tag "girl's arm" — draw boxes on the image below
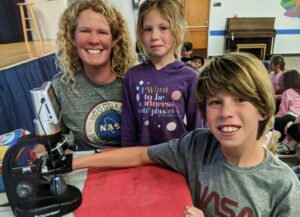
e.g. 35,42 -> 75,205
276,89 -> 291,117
186,75 -> 203,130
121,76 -> 140,146
73,147 -> 154,170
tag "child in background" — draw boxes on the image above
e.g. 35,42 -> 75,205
181,41 -> 193,59
72,52 -> 300,216
275,70 -> 300,157
121,0 -> 203,146
191,55 -> 204,72
289,115 -> 300,180
262,60 -> 270,71
269,55 -> 285,95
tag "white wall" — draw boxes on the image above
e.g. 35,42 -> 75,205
32,0 -> 137,46
32,0 -> 300,55
32,0 -> 68,40
208,0 -> 300,56
107,0 -> 138,48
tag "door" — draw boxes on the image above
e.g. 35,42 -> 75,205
184,0 -> 210,57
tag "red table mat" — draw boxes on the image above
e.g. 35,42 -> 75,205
75,165 -> 192,217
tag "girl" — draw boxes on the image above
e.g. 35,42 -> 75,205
52,0 -> 136,150
269,54 -> 285,95
121,0 -> 203,147
71,52 -> 300,216
275,70 -> 300,156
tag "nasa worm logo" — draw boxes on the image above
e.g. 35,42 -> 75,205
85,101 -> 122,143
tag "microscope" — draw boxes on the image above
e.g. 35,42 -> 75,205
3,81 -> 82,217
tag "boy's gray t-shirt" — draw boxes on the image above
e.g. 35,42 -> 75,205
148,129 -> 300,217
52,72 -> 122,150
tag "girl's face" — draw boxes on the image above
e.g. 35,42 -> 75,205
270,62 -> 281,72
206,92 -> 265,153
74,9 -> 113,71
141,9 -> 175,65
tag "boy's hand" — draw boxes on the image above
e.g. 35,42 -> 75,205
184,205 -> 205,217
47,153 -> 73,174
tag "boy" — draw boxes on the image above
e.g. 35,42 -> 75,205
69,52 -> 300,216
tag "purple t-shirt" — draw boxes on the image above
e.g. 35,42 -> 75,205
121,60 -> 203,146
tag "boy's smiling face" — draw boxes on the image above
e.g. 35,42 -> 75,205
206,92 -> 265,152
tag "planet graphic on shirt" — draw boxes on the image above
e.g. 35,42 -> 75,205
171,90 -> 182,101
281,0 -> 300,18
166,122 -> 177,131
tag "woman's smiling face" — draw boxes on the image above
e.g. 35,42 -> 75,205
74,9 -> 113,71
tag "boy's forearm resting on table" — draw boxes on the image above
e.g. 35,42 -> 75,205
72,147 -> 154,170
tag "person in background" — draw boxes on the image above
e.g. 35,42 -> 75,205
288,116 -> 300,180
191,55 -> 204,72
262,60 -> 270,71
269,55 -> 285,113
275,70 -> 300,157
274,70 -> 300,157
52,0 -> 136,150
278,114 -> 300,179
269,54 -> 285,94
69,52 -> 300,216
121,0 -> 203,147
181,41 -> 193,59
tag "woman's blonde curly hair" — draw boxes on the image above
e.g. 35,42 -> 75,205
56,0 -> 136,86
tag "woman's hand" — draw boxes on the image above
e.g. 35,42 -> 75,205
184,205 -> 205,217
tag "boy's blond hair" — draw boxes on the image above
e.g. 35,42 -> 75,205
136,0 -> 186,60
197,52 -> 275,141
56,0 -> 136,86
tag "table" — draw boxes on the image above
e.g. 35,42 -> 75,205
0,167 -> 87,217
0,152 -> 192,217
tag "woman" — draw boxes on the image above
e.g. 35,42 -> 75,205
52,0 -> 136,150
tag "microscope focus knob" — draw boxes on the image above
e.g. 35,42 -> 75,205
50,175 -> 67,196
16,181 -> 33,199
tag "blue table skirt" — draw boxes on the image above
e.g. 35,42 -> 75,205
0,53 -> 59,134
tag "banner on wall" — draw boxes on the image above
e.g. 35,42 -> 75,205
281,0 -> 300,18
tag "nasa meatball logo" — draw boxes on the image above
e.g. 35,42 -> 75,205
85,101 -> 122,143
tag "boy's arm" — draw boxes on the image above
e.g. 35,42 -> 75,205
73,147 -> 154,170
